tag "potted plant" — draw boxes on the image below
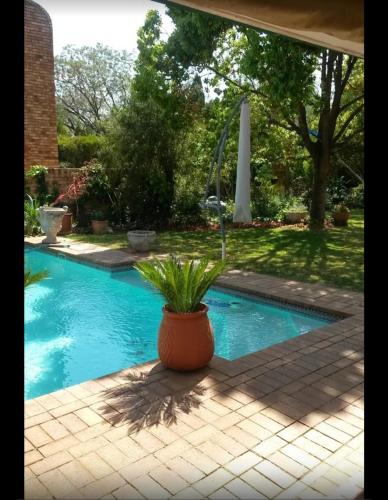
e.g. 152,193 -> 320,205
135,256 -> 225,371
90,209 -> 109,234
332,203 -> 350,226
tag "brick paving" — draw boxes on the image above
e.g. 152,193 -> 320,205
25,240 -> 363,499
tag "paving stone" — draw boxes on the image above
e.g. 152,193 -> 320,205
180,447 -> 219,475
78,452 -> 115,479
225,451 -> 262,475
241,469 -> 282,498
25,477 -> 52,499
80,472 -> 126,499
119,455 -> 161,482
112,483 -> 145,499
30,451 -> 73,475
193,468 -> 235,496
254,460 -> 296,488
225,478 -> 266,499
131,475 -> 171,499
150,465 -> 189,494
59,459 -> 95,488
25,426 -> 53,448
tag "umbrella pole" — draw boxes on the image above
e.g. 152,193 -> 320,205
202,95 -> 248,261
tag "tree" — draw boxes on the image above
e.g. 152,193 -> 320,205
165,8 -> 364,228
55,44 -> 133,134
104,97 -> 178,228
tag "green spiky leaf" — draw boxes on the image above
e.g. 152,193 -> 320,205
135,255 -> 225,313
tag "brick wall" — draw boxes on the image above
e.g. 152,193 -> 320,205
24,0 -> 59,170
25,168 -> 80,197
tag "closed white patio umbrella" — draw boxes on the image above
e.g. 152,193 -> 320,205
233,97 -> 252,223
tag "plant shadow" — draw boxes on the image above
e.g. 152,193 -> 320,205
99,363 -> 210,434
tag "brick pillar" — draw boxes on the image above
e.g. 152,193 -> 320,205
24,0 -> 59,171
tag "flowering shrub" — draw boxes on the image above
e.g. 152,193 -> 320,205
51,171 -> 89,206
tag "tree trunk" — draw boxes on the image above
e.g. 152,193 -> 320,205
310,152 -> 330,228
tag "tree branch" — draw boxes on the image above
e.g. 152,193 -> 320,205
339,94 -> 364,114
203,64 -> 269,100
298,104 -> 317,157
341,56 -> 357,93
333,127 -> 364,150
333,104 -> 364,144
268,116 -> 300,133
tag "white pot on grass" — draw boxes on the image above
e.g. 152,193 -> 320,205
127,230 -> 156,252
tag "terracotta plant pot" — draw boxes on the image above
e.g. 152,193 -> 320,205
91,220 -> 108,234
332,210 -> 350,226
158,303 -> 214,371
59,212 -> 73,235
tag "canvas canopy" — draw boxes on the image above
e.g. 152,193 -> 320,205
163,0 -> 364,57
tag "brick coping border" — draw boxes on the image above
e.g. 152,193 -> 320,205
25,236 -> 364,499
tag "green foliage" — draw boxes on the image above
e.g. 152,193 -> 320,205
169,191 -> 207,228
26,166 -> 49,206
58,135 -> 105,168
326,176 -> 350,208
251,179 -> 289,220
103,97 -> 177,228
135,255 -> 225,313
24,269 -> 48,288
164,7 -> 363,227
333,203 -> 350,214
90,209 -> 108,221
26,165 -> 48,178
24,199 -> 41,235
346,184 -> 364,208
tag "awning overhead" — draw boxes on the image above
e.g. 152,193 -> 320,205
164,0 -> 364,58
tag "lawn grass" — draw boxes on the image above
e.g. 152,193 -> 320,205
68,210 -> 364,292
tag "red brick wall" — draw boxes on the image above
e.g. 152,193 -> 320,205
25,168 -> 81,197
24,0 -> 59,170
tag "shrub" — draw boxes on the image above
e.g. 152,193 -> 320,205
25,165 -> 49,206
326,175 -> 350,209
346,184 -> 364,208
24,199 -> 41,235
251,179 -> 289,220
333,203 -> 350,214
169,192 -> 207,228
58,135 -> 105,168
104,98 -> 177,229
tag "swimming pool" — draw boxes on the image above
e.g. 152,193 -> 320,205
25,247 -> 335,400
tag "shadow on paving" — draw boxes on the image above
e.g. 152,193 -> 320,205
99,364 -> 210,434
97,329 -> 363,438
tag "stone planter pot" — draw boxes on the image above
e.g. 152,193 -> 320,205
158,303 -> 214,371
59,212 -> 73,235
91,220 -> 109,234
39,206 -> 68,244
285,211 -> 308,223
127,230 -> 156,252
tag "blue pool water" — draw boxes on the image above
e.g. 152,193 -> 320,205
25,248 -> 334,399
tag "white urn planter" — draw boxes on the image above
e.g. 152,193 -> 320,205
39,206 -> 68,244
127,230 -> 156,252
